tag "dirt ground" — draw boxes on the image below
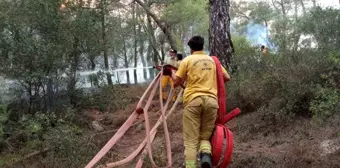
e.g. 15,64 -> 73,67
87,97 -> 340,168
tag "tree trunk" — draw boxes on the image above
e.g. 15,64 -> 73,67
133,3 -> 138,84
160,40 -> 165,62
300,0 -> 306,15
118,9 -> 130,84
123,37 -> 130,84
292,0 -> 301,57
89,54 -> 96,70
209,0 -> 233,67
68,37 -> 80,107
112,47 -> 118,68
46,77 -> 53,113
280,0 -> 288,52
279,0 -> 286,16
100,0 -> 113,85
146,42 -> 154,80
147,15 -> 159,65
138,23 -> 147,81
311,0 -> 316,7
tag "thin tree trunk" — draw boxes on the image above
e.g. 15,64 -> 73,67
147,15 -> 159,65
123,39 -> 130,84
146,42 -> 153,80
89,54 -> 96,70
68,37 -> 80,107
118,9 -> 130,84
138,23 -> 147,81
100,0 -> 113,85
160,40 -> 165,62
292,0 -> 301,57
112,47 -> 118,68
279,0 -> 286,16
209,0 -> 233,67
133,3 -> 138,84
311,0 -> 316,7
300,0 -> 306,15
46,77 -> 53,112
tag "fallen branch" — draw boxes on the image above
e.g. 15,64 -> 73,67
8,148 -> 51,166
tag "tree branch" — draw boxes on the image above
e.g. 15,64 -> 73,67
134,0 -> 177,50
8,148 -> 51,166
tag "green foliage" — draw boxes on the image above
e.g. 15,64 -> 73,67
79,85 -> 128,112
310,86 -> 340,124
248,1 -> 275,23
231,36 -> 257,57
228,36 -> 335,121
301,7 -> 340,51
0,106 -> 96,167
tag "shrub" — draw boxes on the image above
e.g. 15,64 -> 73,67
227,37 -> 334,122
78,85 -> 128,112
310,86 -> 340,124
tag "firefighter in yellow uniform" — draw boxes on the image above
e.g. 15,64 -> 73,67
169,36 -> 230,168
161,49 -> 178,102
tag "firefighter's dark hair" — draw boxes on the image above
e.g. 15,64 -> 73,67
188,36 -> 204,51
177,53 -> 183,60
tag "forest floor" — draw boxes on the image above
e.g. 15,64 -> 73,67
83,85 -> 340,168
4,85 -> 339,168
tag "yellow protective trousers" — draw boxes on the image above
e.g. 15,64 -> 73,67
161,76 -> 177,101
183,95 -> 218,168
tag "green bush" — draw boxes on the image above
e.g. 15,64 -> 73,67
0,106 -> 97,167
227,37 -> 335,122
78,85 -> 128,112
310,86 -> 340,123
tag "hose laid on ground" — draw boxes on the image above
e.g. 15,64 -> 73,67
85,67 -> 182,168
86,58 -> 240,168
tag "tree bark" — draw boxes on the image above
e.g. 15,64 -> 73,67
146,42 -> 154,80
123,36 -> 130,84
118,9 -> 130,84
100,0 -> 113,85
89,53 -> 96,70
138,23 -> 147,81
133,3 -> 138,84
46,77 -> 53,112
134,0 -> 177,50
279,0 -> 286,16
300,0 -> 306,15
209,0 -> 233,67
147,15 -> 159,65
68,37 -> 81,107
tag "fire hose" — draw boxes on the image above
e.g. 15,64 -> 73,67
211,56 -> 241,168
85,60 -> 240,168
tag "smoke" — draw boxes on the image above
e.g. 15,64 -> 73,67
245,21 -> 277,52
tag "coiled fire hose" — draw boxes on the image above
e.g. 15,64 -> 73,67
210,56 -> 241,168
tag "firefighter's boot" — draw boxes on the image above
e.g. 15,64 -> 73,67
200,153 -> 212,168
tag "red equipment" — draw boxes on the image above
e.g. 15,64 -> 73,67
210,56 -> 241,168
